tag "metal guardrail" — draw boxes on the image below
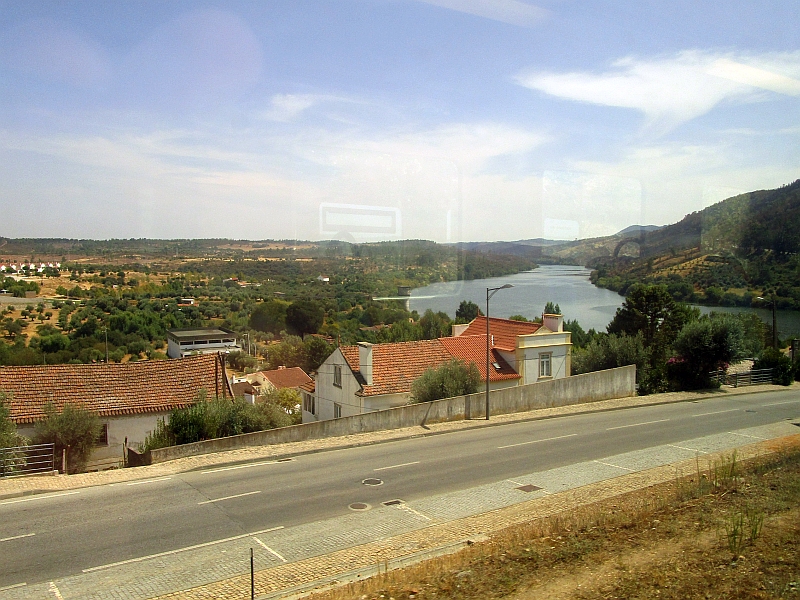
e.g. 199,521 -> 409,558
709,368 -> 774,388
0,443 -> 55,478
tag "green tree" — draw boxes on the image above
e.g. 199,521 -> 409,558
303,336 -> 334,371
419,309 -> 451,340
35,403 -> 102,474
753,348 -> 793,386
455,300 -> 481,323
1,393 -> 26,449
607,284 -> 689,347
286,300 -> 324,336
262,387 -> 302,424
410,359 -> 481,403
249,300 -> 289,334
544,302 -> 561,315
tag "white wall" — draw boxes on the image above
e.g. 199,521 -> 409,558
310,348 -> 364,422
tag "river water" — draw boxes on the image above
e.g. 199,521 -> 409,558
409,264 -> 800,338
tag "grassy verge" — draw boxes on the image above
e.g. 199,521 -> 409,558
308,440 -> 800,600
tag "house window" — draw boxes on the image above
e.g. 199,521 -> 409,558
95,423 -> 109,446
333,365 -> 342,388
303,393 -> 315,415
540,353 -> 552,378
334,403 -> 342,419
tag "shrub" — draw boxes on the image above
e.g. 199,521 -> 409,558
754,348 -> 793,386
411,359 -> 481,403
35,403 -> 102,473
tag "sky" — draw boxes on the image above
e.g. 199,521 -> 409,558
0,1 -> 798,243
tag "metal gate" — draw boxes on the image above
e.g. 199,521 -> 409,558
0,443 -> 55,478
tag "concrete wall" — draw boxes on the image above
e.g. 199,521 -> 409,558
150,365 -> 635,465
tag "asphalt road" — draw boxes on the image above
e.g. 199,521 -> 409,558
1,388 -> 798,589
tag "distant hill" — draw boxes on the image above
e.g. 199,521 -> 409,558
616,225 -> 661,237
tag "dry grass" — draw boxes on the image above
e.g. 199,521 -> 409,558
307,443 -> 800,600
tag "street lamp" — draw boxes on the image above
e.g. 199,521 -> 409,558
486,284 -> 513,420
757,294 -> 778,348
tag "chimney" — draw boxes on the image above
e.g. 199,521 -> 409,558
451,323 -> 469,337
543,313 -> 564,332
357,342 -> 373,385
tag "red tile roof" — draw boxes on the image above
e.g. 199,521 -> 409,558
298,379 -> 315,394
261,367 -> 312,389
341,340 -> 453,397
459,316 -> 541,351
439,334 -> 520,382
1,354 -> 230,425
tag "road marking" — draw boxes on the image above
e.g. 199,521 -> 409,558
126,477 -> 172,486
497,433 -> 578,449
762,400 -> 797,407
201,459 -> 290,474
692,409 -> 739,417
49,582 -> 64,600
396,504 -> 432,521
82,525 -> 284,573
198,491 -> 261,505
0,583 -> 26,591
253,537 -> 287,562
729,431 -> 766,440
507,479 -> 526,486
606,419 -> 670,431
668,444 -> 707,454
594,460 -> 636,472
374,461 -> 420,472
0,532 -> 35,542
0,491 -> 80,506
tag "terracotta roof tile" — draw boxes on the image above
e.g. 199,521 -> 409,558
261,367 -> 312,389
439,334 -> 520,382
1,354 -> 229,425
459,316 -> 541,351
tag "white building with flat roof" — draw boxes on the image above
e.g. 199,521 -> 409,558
166,327 -> 240,359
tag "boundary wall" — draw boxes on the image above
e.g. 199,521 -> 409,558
149,365 -> 636,464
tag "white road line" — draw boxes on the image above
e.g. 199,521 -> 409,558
668,444 -> 707,454
729,431 -> 766,440
201,459 -> 288,474
82,525 -> 284,573
374,461 -> 420,472
397,504 -> 432,521
762,400 -> 798,407
253,537 -> 287,562
198,491 -> 261,505
692,409 -> 739,417
0,582 -> 27,592
606,419 -> 670,431
594,460 -> 636,472
497,433 -> 578,449
49,582 -> 64,600
507,479 -> 526,486
0,491 -> 80,506
126,477 -> 172,486
0,532 -> 35,542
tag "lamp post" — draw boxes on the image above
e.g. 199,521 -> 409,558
757,294 -> 778,348
486,284 -> 513,420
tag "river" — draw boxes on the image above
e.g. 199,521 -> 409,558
409,265 -> 800,338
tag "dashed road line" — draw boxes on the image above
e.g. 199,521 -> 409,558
729,431 -> 766,440
762,400 -> 797,407
606,419 -> 670,431
253,536 -> 287,562
49,582 -> 64,600
0,532 -> 35,542
692,409 -> 739,417
594,460 -> 636,472
0,491 -> 80,506
374,461 -> 420,472
82,525 -> 284,573
507,479 -> 526,486
0,583 -> 26,592
396,504 -> 432,521
201,459 -> 290,474
497,433 -> 577,449
198,490 -> 261,505
126,477 -> 172,486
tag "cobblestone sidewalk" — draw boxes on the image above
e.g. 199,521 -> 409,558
1,383 -> 794,501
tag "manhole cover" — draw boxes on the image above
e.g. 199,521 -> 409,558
382,499 -> 404,506
516,484 -> 542,493
362,478 -> 384,486
349,502 -> 370,511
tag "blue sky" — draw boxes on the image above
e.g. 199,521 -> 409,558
1,0 -> 798,242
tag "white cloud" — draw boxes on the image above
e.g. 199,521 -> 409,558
415,0 -> 548,27
516,50 -> 800,131
261,94 -> 322,122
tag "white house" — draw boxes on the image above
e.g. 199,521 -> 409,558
303,314 -> 571,423
166,327 -> 240,359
